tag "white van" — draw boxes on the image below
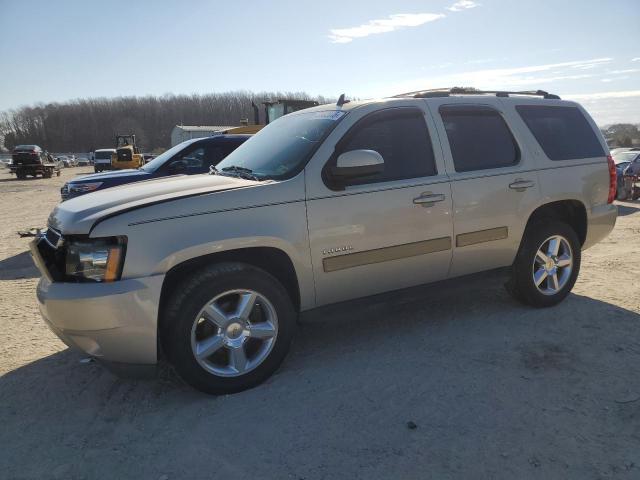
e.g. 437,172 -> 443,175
93,148 -> 116,172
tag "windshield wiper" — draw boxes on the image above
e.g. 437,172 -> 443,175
219,166 -> 262,181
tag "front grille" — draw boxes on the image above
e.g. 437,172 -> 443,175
44,227 -> 62,248
38,228 -> 66,281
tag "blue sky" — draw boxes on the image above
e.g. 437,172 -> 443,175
1,0 -> 639,124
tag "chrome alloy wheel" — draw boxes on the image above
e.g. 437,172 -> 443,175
532,235 -> 573,296
190,289 -> 278,377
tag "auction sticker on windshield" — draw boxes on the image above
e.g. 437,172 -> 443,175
311,111 -> 347,121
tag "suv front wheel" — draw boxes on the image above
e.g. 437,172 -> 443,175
507,220 -> 581,308
163,262 -> 296,394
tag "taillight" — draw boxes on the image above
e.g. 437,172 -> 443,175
607,154 -> 616,204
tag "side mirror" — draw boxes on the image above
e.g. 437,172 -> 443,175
330,149 -> 384,180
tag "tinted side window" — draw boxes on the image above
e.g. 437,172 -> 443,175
516,105 -> 605,160
201,144 -> 236,171
181,146 -> 206,169
338,109 -> 436,185
440,106 -> 519,172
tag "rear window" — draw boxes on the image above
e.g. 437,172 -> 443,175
94,151 -> 113,160
440,105 -> 519,172
516,105 -> 605,161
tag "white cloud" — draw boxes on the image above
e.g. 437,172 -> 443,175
601,76 -> 630,83
448,0 -> 481,11
632,57 -> 640,62
564,90 -> 640,125
383,57 -> 613,95
608,68 -> 640,74
565,90 -> 640,101
328,13 -> 445,43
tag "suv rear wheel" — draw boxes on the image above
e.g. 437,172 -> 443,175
163,262 -> 296,394
507,220 -> 581,308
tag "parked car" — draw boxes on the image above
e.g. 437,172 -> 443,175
610,147 -> 634,156
58,156 -> 72,168
10,145 -> 61,178
31,89 -> 616,394
61,135 -> 250,201
93,148 -> 116,172
614,149 -> 640,200
77,157 -> 91,167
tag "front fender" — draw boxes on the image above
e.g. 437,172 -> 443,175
92,200 -> 315,310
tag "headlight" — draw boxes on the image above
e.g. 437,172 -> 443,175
68,182 -> 103,194
65,237 -> 126,282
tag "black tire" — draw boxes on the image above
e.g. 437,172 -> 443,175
507,220 -> 581,308
43,169 -> 52,179
16,172 -> 26,180
162,262 -> 297,394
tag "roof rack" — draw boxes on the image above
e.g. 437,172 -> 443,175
393,87 -> 561,100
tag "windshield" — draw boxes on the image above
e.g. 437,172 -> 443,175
613,151 -> 639,164
216,110 -> 347,180
94,151 -> 113,160
140,139 -> 199,172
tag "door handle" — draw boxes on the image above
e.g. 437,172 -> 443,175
413,192 -> 445,207
509,179 -> 535,191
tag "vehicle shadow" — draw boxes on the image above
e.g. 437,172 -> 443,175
0,250 -> 39,280
1,271 -> 638,478
616,203 -> 640,217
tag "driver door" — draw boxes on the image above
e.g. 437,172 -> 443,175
306,107 -> 454,306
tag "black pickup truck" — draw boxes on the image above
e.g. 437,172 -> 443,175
10,145 -> 61,179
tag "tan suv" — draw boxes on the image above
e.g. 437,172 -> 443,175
31,88 -> 617,394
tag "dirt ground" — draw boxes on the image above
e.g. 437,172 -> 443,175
0,166 -> 638,480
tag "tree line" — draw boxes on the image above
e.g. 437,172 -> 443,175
602,124 -> 640,148
0,91 -> 333,153
4,91 -> 637,153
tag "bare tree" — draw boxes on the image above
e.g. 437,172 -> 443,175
0,91 -> 334,152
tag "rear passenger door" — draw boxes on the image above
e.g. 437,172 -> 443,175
426,99 -> 541,277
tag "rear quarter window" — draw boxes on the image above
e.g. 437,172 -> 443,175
516,105 -> 605,161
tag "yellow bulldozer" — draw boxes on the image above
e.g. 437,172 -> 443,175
111,134 -> 144,170
223,99 -> 319,134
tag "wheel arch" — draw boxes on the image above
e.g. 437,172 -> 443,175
523,199 -> 588,246
158,246 -> 302,349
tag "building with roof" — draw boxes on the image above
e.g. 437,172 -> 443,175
170,125 -> 236,147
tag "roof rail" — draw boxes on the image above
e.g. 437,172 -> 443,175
393,88 -> 561,100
